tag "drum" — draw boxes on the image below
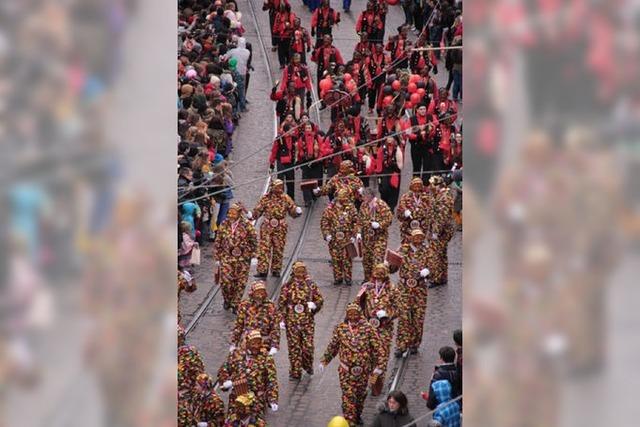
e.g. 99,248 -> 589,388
345,241 -> 359,259
385,249 -> 402,274
371,374 -> 384,397
233,378 -> 249,395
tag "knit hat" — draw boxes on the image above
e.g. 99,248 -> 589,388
429,175 -> 444,187
252,281 -> 267,292
346,302 -> 361,314
293,261 -> 306,272
247,330 -> 262,341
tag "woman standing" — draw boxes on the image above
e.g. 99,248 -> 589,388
371,391 -> 416,427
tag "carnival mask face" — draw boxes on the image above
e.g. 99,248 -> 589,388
346,309 -> 359,323
253,288 -> 267,302
293,267 -> 306,279
272,184 -> 284,195
248,338 -> 262,354
373,268 -> 387,281
227,207 -> 240,221
339,160 -> 352,175
409,180 -> 423,193
411,233 -> 425,245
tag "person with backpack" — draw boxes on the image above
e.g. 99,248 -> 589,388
426,346 -> 460,410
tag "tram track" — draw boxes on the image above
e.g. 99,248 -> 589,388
184,0 -> 321,338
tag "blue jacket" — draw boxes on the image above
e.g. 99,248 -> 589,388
431,380 -> 461,427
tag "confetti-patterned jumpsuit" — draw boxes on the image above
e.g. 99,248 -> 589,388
217,347 -> 279,416
356,279 -> 398,379
396,190 -> 431,244
253,192 -> 298,275
395,241 -> 430,352
321,316 -> 385,426
319,173 -> 364,204
231,292 -> 281,351
358,198 -> 393,281
320,200 -> 360,283
178,346 -> 225,427
426,188 -> 455,285
277,275 -> 324,377
214,218 -> 258,309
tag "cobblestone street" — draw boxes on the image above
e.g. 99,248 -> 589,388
179,1 -> 462,425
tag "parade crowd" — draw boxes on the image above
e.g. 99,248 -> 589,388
177,0 -> 463,425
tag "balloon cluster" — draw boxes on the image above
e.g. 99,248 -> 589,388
380,71 -> 428,111
319,73 -> 358,99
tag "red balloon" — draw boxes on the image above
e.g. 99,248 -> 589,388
404,101 -> 413,109
386,0 -> 399,5
410,93 -> 421,105
347,80 -> 357,92
417,88 -> 426,98
319,78 -> 332,92
409,74 -> 420,84
382,95 -> 393,107
343,73 -> 352,83
408,82 -> 418,93
391,80 -> 401,91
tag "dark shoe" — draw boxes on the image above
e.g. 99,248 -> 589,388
223,302 -> 230,310
271,46 -> 277,52
272,271 -> 281,278
304,368 -> 314,376
289,374 -> 301,380
344,279 -> 352,286
254,272 -> 268,278
356,418 -> 364,426
410,347 -> 419,355
231,307 -> 237,315
334,279 -> 343,286
395,349 -> 405,358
